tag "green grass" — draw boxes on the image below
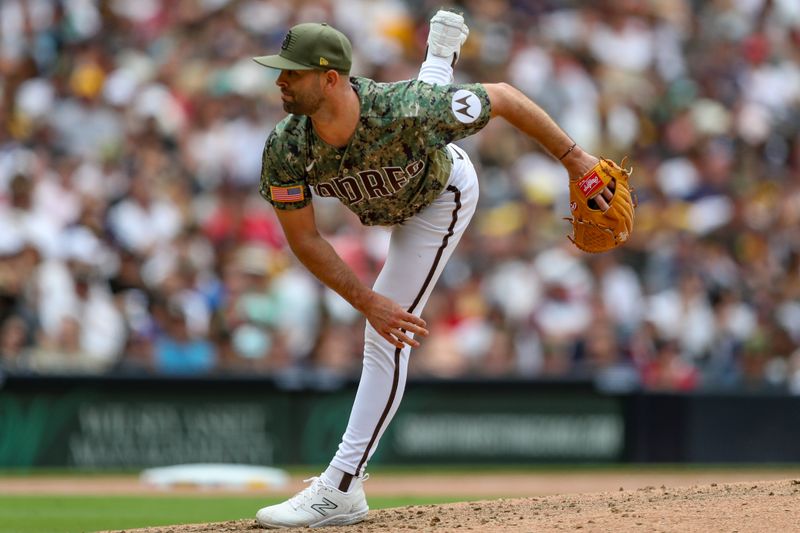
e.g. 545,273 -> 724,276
3,464 -> 800,533
0,494 -> 468,533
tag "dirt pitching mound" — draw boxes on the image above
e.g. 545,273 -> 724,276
108,479 -> 800,533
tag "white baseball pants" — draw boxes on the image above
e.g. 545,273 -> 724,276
328,144 -> 479,484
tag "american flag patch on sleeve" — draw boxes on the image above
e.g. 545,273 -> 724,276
270,185 -> 305,203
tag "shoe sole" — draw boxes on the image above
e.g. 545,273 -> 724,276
258,508 -> 369,529
312,508 -> 369,528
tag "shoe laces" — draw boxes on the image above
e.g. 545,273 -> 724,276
288,476 -> 329,509
287,474 -> 370,509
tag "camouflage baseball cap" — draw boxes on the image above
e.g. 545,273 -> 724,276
253,22 -> 352,72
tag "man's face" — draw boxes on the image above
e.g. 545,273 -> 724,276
276,69 -> 324,115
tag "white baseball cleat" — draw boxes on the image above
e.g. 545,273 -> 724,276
427,9 -> 469,63
255,475 -> 369,529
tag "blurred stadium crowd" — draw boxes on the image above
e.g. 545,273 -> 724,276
0,0 -> 799,392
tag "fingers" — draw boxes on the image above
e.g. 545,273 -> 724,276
594,193 -> 610,212
401,315 -> 429,337
379,331 -> 406,350
588,176 -> 617,213
380,316 -> 429,350
393,328 -> 420,348
378,328 -> 420,350
366,292 -> 430,349
593,181 -> 616,212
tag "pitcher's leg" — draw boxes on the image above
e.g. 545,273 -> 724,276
329,148 -> 479,486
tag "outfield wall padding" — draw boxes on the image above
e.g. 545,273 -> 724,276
0,375 -> 797,467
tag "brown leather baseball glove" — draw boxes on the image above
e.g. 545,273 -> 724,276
566,158 -> 635,253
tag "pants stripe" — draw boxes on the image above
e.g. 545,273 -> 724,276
354,185 -> 462,477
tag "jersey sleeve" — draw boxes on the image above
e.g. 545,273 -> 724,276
414,81 -> 492,148
258,130 -> 312,211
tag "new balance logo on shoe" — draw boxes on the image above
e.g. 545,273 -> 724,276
310,497 -> 339,516
256,475 -> 368,528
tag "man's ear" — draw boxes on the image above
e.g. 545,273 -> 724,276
322,69 -> 340,89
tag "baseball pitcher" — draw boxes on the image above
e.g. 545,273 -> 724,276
252,10 -> 634,529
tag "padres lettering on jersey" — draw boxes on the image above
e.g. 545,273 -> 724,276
259,77 -> 491,226
313,160 -> 426,202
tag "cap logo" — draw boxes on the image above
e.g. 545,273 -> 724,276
319,57 -> 329,66
280,31 -> 293,51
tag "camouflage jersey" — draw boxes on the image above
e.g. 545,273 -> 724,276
259,76 -> 491,226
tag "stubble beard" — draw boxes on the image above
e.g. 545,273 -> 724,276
282,91 -> 323,116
